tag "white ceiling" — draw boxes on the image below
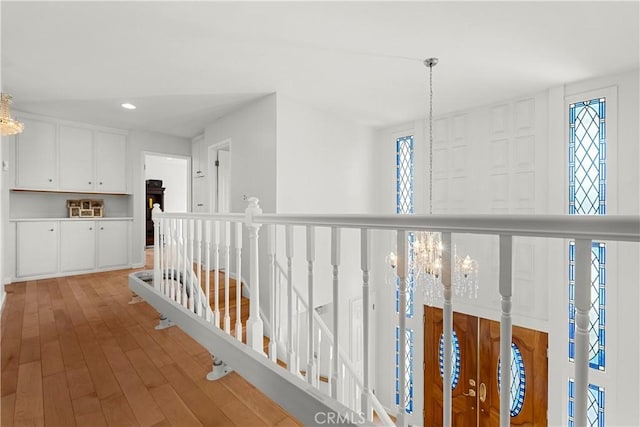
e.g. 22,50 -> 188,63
2,1 -> 638,139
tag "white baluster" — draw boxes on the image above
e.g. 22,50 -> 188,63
181,219 -> 189,307
214,221 -> 221,328
224,221 -> 231,334
235,222 -> 243,341
498,235 -> 513,427
328,343 -> 333,394
340,363 -> 346,405
267,225 -> 277,359
174,218 -> 181,307
276,264 -> 282,345
296,298 -> 301,372
396,230 -> 407,427
442,232 -> 453,427
316,329 -> 322,389
360,228 -> 372,420
574,238 -> 592,427
245,197 -> 264,352
330,227 -> 341,399
170,218 -> 176,300
188,219 -> 195,312
159,217 -> 166,295
205,220 -> 212,323
152,204 -> 162,291
195,219 -> 202,317
306,226 -> 316,385
286,225 -> 296,373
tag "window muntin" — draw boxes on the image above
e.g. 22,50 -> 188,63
569,98 -> 606,215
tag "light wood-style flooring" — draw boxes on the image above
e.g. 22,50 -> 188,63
0,260 -> 301,426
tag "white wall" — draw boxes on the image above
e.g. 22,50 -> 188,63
129,130 -> 191,266
205,94 -> 278,214
144,154 -> 189,213
275,94 -> 376,381
203,94 -> 278,322
371,68 -> 639,425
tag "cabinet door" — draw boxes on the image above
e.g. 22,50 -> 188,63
95,132 -> 127,193
192,134 -> 205,178
192,175 -> 209,212
15,118 -> 57,190
17,221 -> 58,277
60,221 -> 96,272
59,126 -> 94,191
97,221 -> 129,268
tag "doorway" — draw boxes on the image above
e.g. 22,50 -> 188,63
209,141 -> 231,214
144,153 -> 190,246
424,307 -> 548,426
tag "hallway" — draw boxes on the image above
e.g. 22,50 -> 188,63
0,263 -> 300,426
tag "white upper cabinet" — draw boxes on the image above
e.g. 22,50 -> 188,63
13,116 -> 128,194
59,125 -> 94,191
192,134 -> 206,178
95,131 -> 127,193
15,118 -> 57,190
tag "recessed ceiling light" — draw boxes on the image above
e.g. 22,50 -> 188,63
121,103 -> 136,110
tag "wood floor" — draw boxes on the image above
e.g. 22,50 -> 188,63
0,262 -> 301,426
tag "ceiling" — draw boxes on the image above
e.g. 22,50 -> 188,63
2,1 -> 638,139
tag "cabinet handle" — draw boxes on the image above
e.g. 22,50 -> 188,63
49,228 -> 54,232
48,178 -> 53,182
89,227 -> 93,230
99,182 -> 103,185
100,227 -> 104,230
197,203 -> 203,207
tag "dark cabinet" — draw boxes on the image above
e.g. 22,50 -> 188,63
146,181 -> 165,246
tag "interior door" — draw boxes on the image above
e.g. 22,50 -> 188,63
425,307 -> 548,427
478,320 -> 548,427
425,307 -> 478,426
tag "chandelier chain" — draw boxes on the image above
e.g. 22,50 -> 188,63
428,62 -> 434,215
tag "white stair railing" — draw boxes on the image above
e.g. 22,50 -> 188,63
138,199 -> 639,427
272,259 -> 393,425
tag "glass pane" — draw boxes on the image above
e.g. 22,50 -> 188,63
568,241 -> 606,370
497,343 -> 526,417
438,330 -> 461,390
569,98 -> 606,215
568,379 -> 605,427
395,326 -> 414,414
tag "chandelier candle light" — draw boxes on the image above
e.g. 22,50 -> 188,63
388,58 -> 479,305
0,93 -> 24,136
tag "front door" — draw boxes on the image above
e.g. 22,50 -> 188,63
424,307 -> 548,426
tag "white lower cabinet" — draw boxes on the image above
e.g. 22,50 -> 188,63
97,221 -> 128,268
15,219 -> 131,279
61,221 -> 96,272
17,221 -> 58,277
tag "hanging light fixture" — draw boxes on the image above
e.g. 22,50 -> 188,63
0,93 -> 24,136
387,59 -> 479,304
416,58 -> 479,305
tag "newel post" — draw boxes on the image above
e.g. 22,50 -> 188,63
245,197 -> 264,353
152,203 -> 163,291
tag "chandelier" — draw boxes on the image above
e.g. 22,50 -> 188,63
388,58 -> 479,305
1,93 -> 24,136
